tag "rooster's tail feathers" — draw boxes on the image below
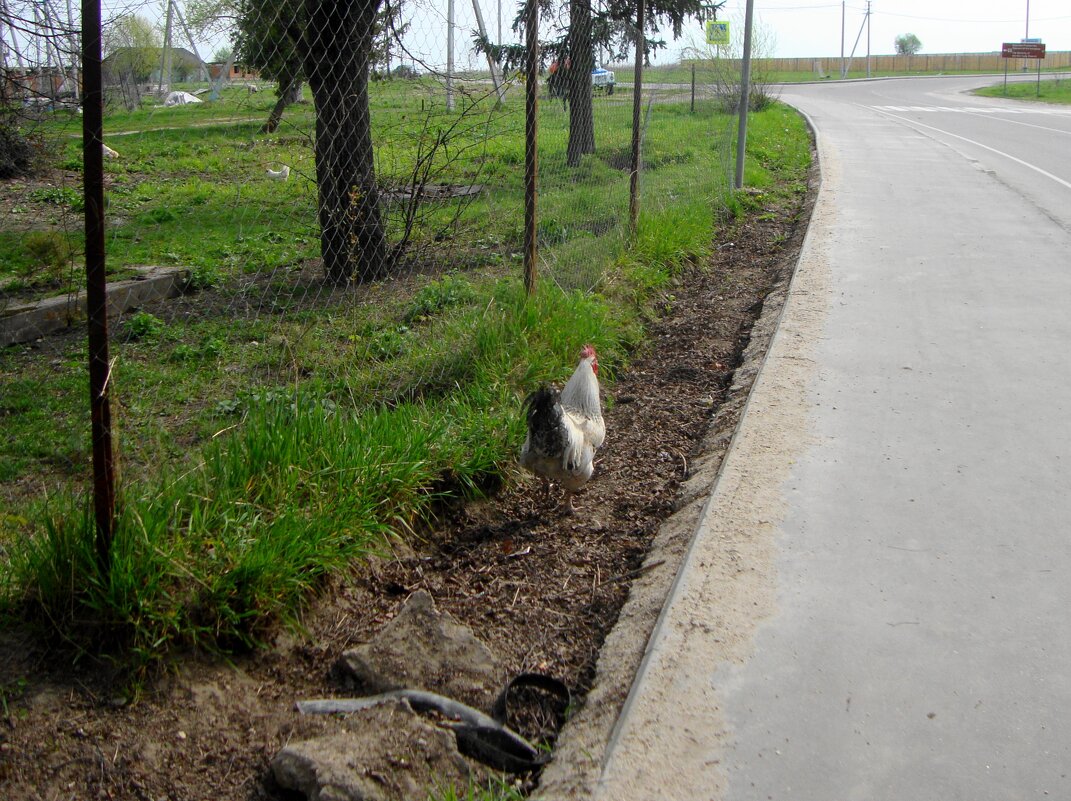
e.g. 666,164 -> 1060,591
523,386 -> 565,456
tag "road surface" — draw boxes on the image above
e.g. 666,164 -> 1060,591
595,75 -> 1071,800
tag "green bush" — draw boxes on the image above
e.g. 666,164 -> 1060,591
23,231 -> 74,272
0,115 -> 38,179
124,311 -> 166,340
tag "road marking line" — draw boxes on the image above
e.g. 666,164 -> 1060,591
868,107 -> 1071,192
958,109 -> 1071,137
869,104 -> 1071,116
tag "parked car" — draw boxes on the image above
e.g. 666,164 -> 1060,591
548,63 -> 616,99
592,67 -> 615,95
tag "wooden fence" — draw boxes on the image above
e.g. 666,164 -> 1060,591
751,51 -> 1071,75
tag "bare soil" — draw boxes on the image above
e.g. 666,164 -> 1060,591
0,172 -> 815,800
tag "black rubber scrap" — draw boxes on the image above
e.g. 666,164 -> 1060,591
294,679 -> 570,773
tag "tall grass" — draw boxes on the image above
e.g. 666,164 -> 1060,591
0,275 -> 657,673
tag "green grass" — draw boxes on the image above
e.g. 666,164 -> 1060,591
429,777 -> 527,801
3,77 -> 738,300
0,75 -> 812,677
974,75 -> 1071,103
0,276 -> 645,676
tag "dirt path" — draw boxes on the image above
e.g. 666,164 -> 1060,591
0,162 -> 816,800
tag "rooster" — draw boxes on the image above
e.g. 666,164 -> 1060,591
520,344 -> 605,512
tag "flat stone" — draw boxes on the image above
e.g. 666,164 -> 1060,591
272,699 -> 472,801
337,590 -> 504,710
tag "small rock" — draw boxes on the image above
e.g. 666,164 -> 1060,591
272,699 -> 472,801
337,590 -> 503,710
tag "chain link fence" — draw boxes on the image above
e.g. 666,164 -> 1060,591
1,0 -> 737,541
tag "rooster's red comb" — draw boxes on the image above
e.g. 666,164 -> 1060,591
580,344 -> 597,360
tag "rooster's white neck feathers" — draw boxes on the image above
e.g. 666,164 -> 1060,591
560,356 -> 601,418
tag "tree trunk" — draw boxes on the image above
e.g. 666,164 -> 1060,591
261,73 -> 302,134
304,0 -> 388,285
566,0 -> 595,167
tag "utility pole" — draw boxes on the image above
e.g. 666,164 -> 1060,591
734,0 -> 756,189
1,0 -> 26,67
173,1 -> 208,81
840,0 -> 845,78
158,0 -> 174,95
866,1 -> 871,78
63,0 -> 80,99
471,0 -> 505,103
33,3 -> 42,66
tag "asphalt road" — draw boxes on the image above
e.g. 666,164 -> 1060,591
594,76 -> 1071,800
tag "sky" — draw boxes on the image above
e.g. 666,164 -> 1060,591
702,1 -> 1071,60
11,1 -> 1067,73
362,0 -> 1071,73
393,0 -> 1071,70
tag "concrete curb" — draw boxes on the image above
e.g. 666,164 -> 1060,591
1,266 -> 190,347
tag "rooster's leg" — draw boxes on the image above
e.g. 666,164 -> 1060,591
561,489 -> 577,515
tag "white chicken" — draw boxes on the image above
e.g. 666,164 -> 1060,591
266,164 -> 290,181
520,344 -> 605,512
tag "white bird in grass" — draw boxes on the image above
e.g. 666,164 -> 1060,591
266,164 -> 290,181
102,144 -> 119,159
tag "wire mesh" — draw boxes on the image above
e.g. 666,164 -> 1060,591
0,0 -> 737,520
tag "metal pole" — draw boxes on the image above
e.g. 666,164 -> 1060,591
523,0 -> 538,295
690,61 -> 695,113
81,0 -> 116,573
628,0 -> 645,234
734,0 -> 755,189
446,0 -> 455,111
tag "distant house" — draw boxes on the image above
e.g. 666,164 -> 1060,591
207,62 -> 260,82
103,47 -> 207,85
1,67 -> 80,102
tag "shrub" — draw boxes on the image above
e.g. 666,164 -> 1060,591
23,231 -> 74,272
125,311 -> 166,340
0,112 -> 39,179
404,275 -> 477,323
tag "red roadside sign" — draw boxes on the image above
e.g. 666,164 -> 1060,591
1002,42 -> 1046,59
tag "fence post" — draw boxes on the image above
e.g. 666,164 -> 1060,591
690,62 -> 695,113
523,0 -> 538,296
734,0 -> 755,189
81,0 -> 117,572
628,0 -> 644,235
